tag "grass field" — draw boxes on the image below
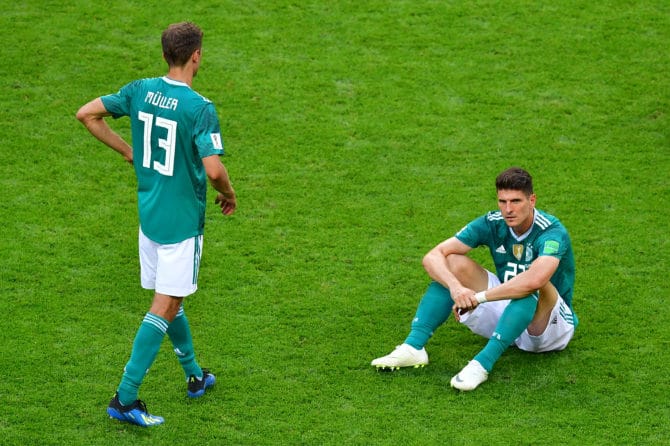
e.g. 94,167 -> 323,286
1,1 -> 668,445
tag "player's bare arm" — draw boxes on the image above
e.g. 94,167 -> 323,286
76,98 -> 133,164
422,237 -> 477,304
478,255 -> 559,304
203,155 -> 236,216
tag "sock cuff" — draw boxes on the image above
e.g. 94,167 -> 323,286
143,312 -> 169,334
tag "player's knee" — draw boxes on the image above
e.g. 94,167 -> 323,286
150,294 -> 184,322
507,297 -> 537,325
538,283 -> 559,306
445,254 -> 471,275
445,254 -> 487,289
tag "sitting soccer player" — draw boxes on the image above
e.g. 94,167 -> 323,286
371,167 -> 578,391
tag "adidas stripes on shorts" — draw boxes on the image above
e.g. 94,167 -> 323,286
458,271 -> 576,353
138,227 -> 203,298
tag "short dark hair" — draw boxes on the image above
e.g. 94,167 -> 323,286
495,167 -> 533,196
161,22 -> 203,67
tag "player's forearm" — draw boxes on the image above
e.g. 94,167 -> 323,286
487,256 -> 558,301
483,269 -> 551,302
422,250 -> 463,291
484,279 -> 539,302
86,120 -> 133,162
422,238 -> 475,291
208,164 -> 235,197
77,100 -> 133,162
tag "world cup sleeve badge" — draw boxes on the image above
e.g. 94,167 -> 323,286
513,244 -> 524,261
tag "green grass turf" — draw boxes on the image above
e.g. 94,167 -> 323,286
1,0 -> 668,444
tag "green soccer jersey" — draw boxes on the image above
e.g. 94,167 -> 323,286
455,209 -> 577,313
101,77 -> 225,244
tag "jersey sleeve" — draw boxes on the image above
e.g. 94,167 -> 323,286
535,225 -> 569,259
454,214 -> 490,248
100,81 -> 137,119
193,102 -> 225,158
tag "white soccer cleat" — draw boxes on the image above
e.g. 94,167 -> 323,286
371,344 -> 429,370
450,360 -> 488,391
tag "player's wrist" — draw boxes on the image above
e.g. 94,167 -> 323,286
475,291 -> 488,304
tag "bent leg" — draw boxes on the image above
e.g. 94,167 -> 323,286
167,304 -> 203,379
117,293 -> 182,405
468,283 -> 559,373
404,255 -> 488,349
527,282 -> 558,336
149,293 -> 184,322
473,294 -> 538,372
404,282 -> 453,349
467,278 -> 559,372
444,254 -> 490,291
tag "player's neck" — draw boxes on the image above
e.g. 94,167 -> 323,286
511,209 -> 535,237
166,67 -> 194,87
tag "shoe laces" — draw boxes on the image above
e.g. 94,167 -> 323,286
189,369 -> 210,382
134,399 -> 149,413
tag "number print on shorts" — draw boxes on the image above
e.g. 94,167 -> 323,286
138,111 -> 177,177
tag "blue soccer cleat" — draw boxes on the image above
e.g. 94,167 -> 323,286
107,393 -> 164,427
187,368 -> 216,398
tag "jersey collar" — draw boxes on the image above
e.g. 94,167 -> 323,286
162,76 -> 190,87
508,209 -> 537,242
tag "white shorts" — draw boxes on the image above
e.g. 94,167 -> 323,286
459,271 -> 576,352
138,228 -> 203,297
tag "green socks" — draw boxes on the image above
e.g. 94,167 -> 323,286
167,306 -> 203,380
474,294 -> 538,372
117,313 -> 168,406
403,281 -> 540,373
404,282 -> 454,350
116,308 -> 203,405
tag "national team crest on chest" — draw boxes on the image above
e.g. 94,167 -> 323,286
512,244 -> 524,261
525,244 -> 534,262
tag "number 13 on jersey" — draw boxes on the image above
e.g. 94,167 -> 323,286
138,111 -> 177,177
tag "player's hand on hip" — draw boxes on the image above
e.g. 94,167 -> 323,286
215,192 -> 237,216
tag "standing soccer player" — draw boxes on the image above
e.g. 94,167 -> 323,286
76,22 -> 236,426
371,167 -> 577,391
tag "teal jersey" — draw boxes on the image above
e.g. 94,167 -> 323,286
101,77 -> 224,244
455,209 -> 577,313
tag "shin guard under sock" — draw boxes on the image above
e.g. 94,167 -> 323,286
117,313 -> 168,405
474,295 -> 538,372
404,282 -> 454,350
167,306 -> 202,379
